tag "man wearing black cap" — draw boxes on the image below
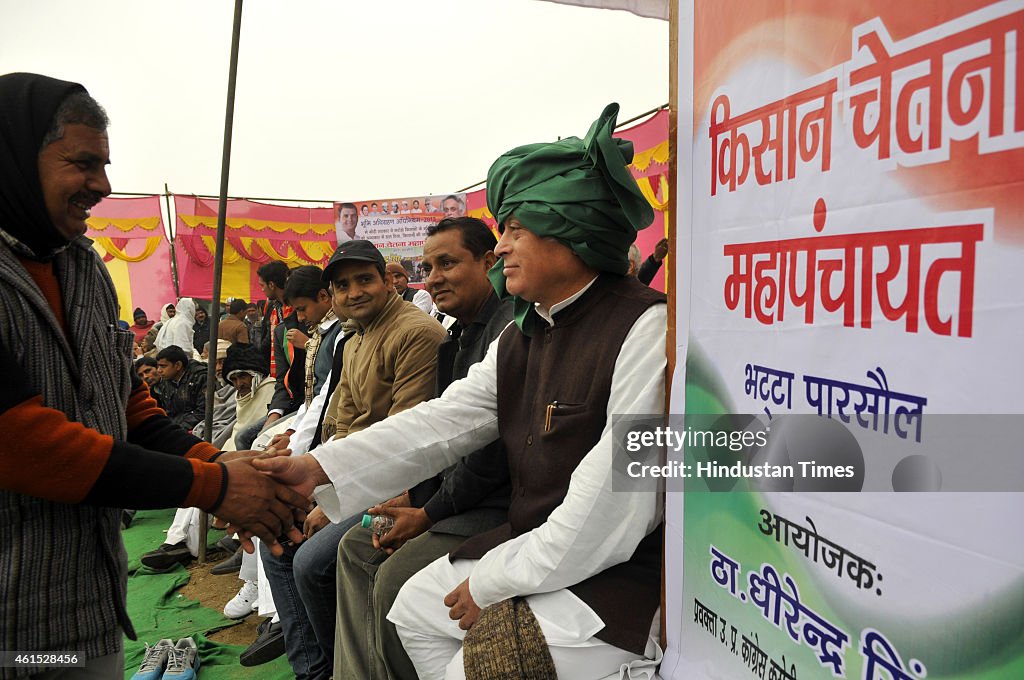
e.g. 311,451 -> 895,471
0,73 -> 308,678
255,105 -> 666,679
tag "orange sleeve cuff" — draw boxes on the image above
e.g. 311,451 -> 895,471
185,441 -> 222,462
182,459 -> 225,511
0,396 -> 113,504
126,382 -> 167,429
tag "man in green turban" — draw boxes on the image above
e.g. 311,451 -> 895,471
257,103 -> 668,679
486,103 -> 656,336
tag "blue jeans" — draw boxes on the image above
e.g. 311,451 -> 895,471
261,513 -> 360,680
235,415 -> 268,450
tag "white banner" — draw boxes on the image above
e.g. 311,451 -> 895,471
335,193 -> 467,282
665,2 -> 1024,678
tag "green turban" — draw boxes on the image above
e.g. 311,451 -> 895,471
486,102 -> 654,335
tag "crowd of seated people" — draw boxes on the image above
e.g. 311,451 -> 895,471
125,201 -> 670,680
8,81 -> 669,680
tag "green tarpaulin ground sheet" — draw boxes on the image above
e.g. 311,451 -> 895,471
121,509 -> 292,679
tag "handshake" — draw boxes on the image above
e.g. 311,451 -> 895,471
210,448 -> 329,556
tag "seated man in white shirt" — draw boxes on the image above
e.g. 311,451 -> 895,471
254,104 -> 667,680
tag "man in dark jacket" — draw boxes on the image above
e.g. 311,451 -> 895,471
192,303 -> 210,354
257,260 -> 290,378
267,309 -> 306,423
638,237 -> 668,286
245,302 -> 262,353
153,345 -> 208,430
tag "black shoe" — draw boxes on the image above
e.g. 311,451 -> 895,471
239,619 -> 285,666
140,542 -> 192,572
209,547 -> 243,575
121,509 -> 136,530
216,535 -> 240,554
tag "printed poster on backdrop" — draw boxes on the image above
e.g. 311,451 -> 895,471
663,2 -> 1024,679
334,193 -> 467,282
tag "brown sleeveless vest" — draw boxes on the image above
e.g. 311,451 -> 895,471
450,273 -> 665,654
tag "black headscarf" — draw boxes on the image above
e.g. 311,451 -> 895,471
0,72 -> 87,259
222,343 -> 270,379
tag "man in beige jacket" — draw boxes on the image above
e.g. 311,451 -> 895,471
321,240 -> 447,442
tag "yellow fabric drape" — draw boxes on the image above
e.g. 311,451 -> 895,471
92,236 -> 163,262
635,174 -> 671,246
86,216 -> 161,233
191,236 -> 333,266
91,243 -> 133,321
178,215 -> 335,236
222,262 -> 254,302
252,238 -> 335,265
630,141 -> 669,173
636,174 -> 670,212
199,236 -> 243,264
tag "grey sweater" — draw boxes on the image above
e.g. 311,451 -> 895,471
0,235 -> 134,677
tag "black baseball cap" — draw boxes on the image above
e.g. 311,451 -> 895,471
322,239 -> 387,282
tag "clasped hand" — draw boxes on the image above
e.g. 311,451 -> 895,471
221,454 -> 329,553
214,450 -> 309,556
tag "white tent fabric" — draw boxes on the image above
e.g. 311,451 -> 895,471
534,0 -> 668,20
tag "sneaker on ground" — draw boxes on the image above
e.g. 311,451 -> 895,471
129,639 -> 174,680
161,637 -> 200,680
140,542 -> 192,572
223,579 -> 258,619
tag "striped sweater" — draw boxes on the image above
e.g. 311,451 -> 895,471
0,234 -> 227,677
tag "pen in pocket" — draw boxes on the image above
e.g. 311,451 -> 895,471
544,401 -> 559,432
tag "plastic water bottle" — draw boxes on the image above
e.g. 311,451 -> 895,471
362,513 -> 394,536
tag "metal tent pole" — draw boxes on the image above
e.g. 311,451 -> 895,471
163,184 -> 180,298
200,0 -> 244,564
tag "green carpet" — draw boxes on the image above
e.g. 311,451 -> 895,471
121,509 -> 293,679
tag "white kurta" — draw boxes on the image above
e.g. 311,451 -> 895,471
311,294 -> 666,624
410,288 -> 434,315
288,326 -> 347,457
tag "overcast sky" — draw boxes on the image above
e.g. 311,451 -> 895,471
2,0 -> 667,203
